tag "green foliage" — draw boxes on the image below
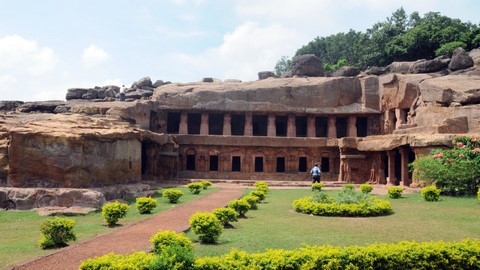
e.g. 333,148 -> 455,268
194,239 -> 480,269
228,199 -> 251,217
478,188 -> 480,201
311,182 -> 324,192
274,56 -> 292,76
421,186 -> 441,202
242,195 -> 259,210
411,136 -> 480,195
360,183 -> 373,194
187,182 -> 203,195
38,217 -> 76,249
388,187 -> 405,199
102,201 -> 129,226
135,197 -> 158,214
324,58 -> 348,73
344,184 -> 355,190
149,244 -> 195,270
249,190 -> 266,201
150,230 -> 193,255
293,188 -> 392,217
254,181 -> 269,193
163,189 -> 184,203
286,8 -> 480,71
189,212 -> 223,244
79,251 -> 156,270
212,207 -> 238,226
435,41 -> 467,56
200,180 -> 212,190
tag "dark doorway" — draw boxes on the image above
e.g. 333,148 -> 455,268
232,156 -> 241,171
276,157 -> 285,173
356,117 -> 368,137
395,149 -> 401,185
252,115 -> 268,136
298,157 -> 307,172
275,116 -> 288,137
295,116 -> 307,137
209,113 -> 224,135
321,157 -> 330,172
336,117 -> 348,138
315,117 -> 328,137
254,157 -> 264,172
186,154 -> 196,171
231,114 -> 245,136
209,155 -> 219,171
408,148 -> 415,180
187,113 -> 201,134
167,112 -> 181,134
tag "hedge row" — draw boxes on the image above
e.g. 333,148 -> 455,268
81,239 -> 480,270
292,196 -> 392,217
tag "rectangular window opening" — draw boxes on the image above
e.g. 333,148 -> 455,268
275,116 -> 288,137
295,116 -> 307,137
276,157 -> 285,173
321,157 -> 330,172
167,112 -> 181,134
186,154 -> 196,171
254,157 -> 264,172
209,155 -> 219,171
187,113 -> 201,134
231,114 -> 245,136
232,156 -> 241,172
298,157 -> 307,172
208,113 -> 224,135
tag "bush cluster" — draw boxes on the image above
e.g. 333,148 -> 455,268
212,207 -> 238,226
387,187 -> 405,199
311,182 -> 324,192
228,199 -> 250,217
135,197 -> 157,214
102,201 -> 129,226
249,190 -> 266,201
254,181 -> 269,193
187,182 -> 203,194
163,189 -> 183,203
242,195 -> 259,210
360,183 -> 373,194
38,217 -> 76,249
421,185 -> 441,202
150,230 -> 193,254
200,180 -> 212,190
189,212 -> 223,244
81,239 -> 480,269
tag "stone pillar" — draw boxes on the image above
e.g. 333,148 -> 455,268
223,113 -> 231,136
384,110 -> 395,134
267,114 -> 276,137
307,115 -> 316,137
386,150 -> 397,185
287,115 -> 296,137
200,113 -> 209,135
328,117 -> 337,138
347,116 -> 357,137
399,147 -> 410,186
179,112 -> 188,134
244,113 -> 253,136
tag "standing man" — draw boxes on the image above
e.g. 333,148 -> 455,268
310,163 -> 321,183
119,85 -> 126,102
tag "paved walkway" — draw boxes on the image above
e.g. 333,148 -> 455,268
11,187 -> 244,270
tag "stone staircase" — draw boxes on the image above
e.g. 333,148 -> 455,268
147,178 -> 347,188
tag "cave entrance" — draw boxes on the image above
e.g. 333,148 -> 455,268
167,112 -> 181,134
275,116 -> 288,137
187,113 -> 201,134
315,116 -> 328,137
252,115 -> 268,136
295,116 -> 307,137
231,114 -> 245,136
208,113 -> 224,135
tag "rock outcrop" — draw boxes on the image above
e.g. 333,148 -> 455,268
290,54 -> 324,77
449,47 -> 474,71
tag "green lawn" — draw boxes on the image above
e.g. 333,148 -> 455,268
187,189 -> 480,257
0,187 -> 216,270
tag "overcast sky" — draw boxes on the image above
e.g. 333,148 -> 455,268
1,0 -> 479,101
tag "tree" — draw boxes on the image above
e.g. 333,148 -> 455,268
274,56 -> 292,76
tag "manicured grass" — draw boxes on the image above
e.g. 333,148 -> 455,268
0,187 -> 216,270
188,189 -> 480,257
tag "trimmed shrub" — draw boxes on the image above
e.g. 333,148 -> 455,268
150,230 -> 193,254
421,185 -> 441,202
344,184 -> 355,190
187,182 -> 203,194
311,182 -> 324,192
79,251 -> 155,270
102,201 -> 129,226
338,185 -> 370,204
360,183 -> 373,194
135,197 -> 157,214
387,187 -> 405,199
249,190 -> 266,201
189,212 -> 223,244
213,207 -> 238,226
38,217 -> 76,249
243,195 -> 259,210
254,181 -> 269,193
228,199 -> 251,217
163,189 -> 183,203
293,196 -> 392,217
201,180 -> 213,190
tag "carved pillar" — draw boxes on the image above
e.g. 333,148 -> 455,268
328,117 -> 337,138
287,114 -> 296,137
223,113 -> 231,136
244,113 -> 253,136
267,114 -> 276,137
399,147 -> 410,186
179,112 -> 188,134
348,116 -> 357,137
307,115 -> 316,137
200,113 -> 209,135
386,150 -> 397,185
384,110 -> 395,134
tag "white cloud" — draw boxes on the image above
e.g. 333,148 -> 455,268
156,26 -> 208,39
0,35 -> 57,75
82,45 -> 110,68
171,22 -> 305,81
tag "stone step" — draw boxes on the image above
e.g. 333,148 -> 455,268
154,178 -> 347,188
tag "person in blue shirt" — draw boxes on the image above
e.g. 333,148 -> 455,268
310,163 -> 321,183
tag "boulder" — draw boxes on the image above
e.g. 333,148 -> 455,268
125,89 -> 153,99
37,206 -> 98,216
468,48 -> 480,67
330,66 -> 360,77
438,116 -> 469,134
367,66 -> 388,75
258,71 -> 277,80
153,80 -> 165,88
387,62 -> 415,74
448,47 -> 474,71
290,54 -> 324,77
18,101 -> 66,113
66,88 -> 89,100
0,101 -> 24,111
412,58 -> 449,73
133,76 -> 153,88
95,184 -> 154,201
202,77 -> 214,82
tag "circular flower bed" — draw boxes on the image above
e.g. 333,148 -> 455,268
293,188 -> 392,217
